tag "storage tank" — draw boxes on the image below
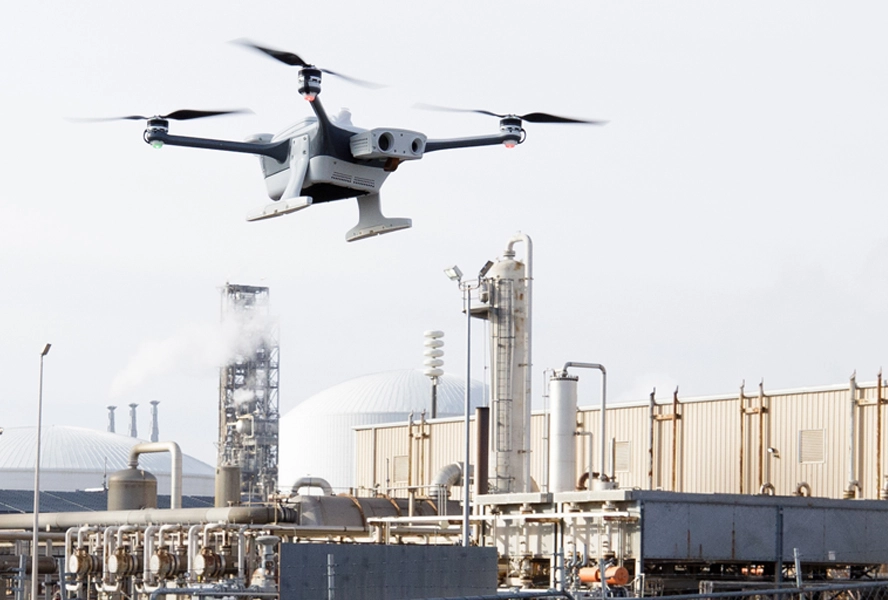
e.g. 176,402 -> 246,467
215,464 -> 241,507
107,467 -> 157,510
549,372 -> 579,493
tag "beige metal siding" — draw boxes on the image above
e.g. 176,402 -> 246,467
358,380 -> 888,501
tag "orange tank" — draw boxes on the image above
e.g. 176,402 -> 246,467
578,565 -> 630,586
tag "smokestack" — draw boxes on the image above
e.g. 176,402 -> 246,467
107,406 -> 117,433
150,401 -> 160,443
129,403 -> 138,438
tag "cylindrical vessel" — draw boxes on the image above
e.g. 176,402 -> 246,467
549,373 -> 579,493
485,255 -> 529,494
578,565 -> 630,586
215,464 -> 241,507
107,467 -> 157,511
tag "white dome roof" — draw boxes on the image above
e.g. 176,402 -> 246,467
291,369 -> 482,416
279,369 -> 486,491
0,426 -> 214,495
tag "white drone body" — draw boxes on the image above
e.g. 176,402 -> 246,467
244,112 -> 427,240
135,41 -> 602,242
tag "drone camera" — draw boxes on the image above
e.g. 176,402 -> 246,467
350,128 -> 426,161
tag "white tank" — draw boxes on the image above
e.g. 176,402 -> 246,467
483,252 -> 530,494
549,373 -> 579,493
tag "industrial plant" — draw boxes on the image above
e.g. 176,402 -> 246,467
2,234 -> 888,600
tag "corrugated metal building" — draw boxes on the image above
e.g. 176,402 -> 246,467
355,375 -> 887,501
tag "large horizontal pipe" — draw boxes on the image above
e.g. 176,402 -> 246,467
0,556 -> 57,574
0,530 -> 67,541
0,505 -> 296,531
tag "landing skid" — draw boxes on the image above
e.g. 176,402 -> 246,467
346,194 -> 412,242
246,196 -> 313,222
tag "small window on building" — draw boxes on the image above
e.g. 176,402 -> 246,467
392,455 -> 409,483
614,441 -> 631,473
799,429 -> 825,464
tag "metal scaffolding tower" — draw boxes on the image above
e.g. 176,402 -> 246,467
218,283 -> 280,501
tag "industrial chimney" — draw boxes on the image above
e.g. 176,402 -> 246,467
150,401 -> 160,442
107,406 -> 117,433
129,403 -> 138,438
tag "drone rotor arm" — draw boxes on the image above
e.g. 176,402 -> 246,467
424,131 -> 524,153
144,130 -> 290,162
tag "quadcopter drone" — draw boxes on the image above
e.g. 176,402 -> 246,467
116,42 -> 604,242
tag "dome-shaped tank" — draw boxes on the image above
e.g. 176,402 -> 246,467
108,467 -> 157,510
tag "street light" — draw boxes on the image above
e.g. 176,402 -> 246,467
32,342 -> 51,600
444,264 -> 486,547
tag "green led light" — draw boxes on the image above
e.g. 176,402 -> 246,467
151,141 -> 164,149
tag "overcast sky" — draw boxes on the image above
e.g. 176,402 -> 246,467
2,2 -> 886,467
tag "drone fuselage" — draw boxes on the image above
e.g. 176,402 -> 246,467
250,110 -> 426,205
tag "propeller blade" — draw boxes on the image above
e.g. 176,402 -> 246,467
69,109 -> 251,123
162,109 -> 251,121
519,112 -> 606,125
413,103 -> 501,118
234,39 -> 309,67
414,103 -> 605,125
235,39 -> 385,88
321,68 -> 386,90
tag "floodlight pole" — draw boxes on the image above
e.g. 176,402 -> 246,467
32,342 -> 51,600
445,266 -> 483,548
462,281 -> 472,547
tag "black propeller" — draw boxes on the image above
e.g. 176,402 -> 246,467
71,109 -> 251,123
234,39 -> 384,89
415,103 -> 606,125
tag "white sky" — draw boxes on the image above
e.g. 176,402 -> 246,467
2,1 -> 886,467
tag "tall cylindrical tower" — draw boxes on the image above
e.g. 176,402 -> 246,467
476,237 -> 532,494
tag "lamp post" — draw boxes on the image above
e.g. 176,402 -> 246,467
444,266 -> 472,547
32,342 -> 51,600
444,263 -> 491,547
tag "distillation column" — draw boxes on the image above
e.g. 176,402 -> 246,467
218,284 -> 280,501
475,235 -> 532,494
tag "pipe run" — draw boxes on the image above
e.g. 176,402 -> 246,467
129,442 -> 183,509
561,362 -> 608,486
431,463 -> 463,515
291,477 -> 334,496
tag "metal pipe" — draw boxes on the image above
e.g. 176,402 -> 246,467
739,381 -> 746,494
128,442 -> 183,509
291,477 -> 334,496
148,588 -> 277,600
849,372 -> 858,494
672,387 -> 679,491
878,370 -> 883,497
758,381 -> 765,491
561,362 -> 607,486
0,506 -> 297,531
430,463 -> 462,515
648,388 -> 655,490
